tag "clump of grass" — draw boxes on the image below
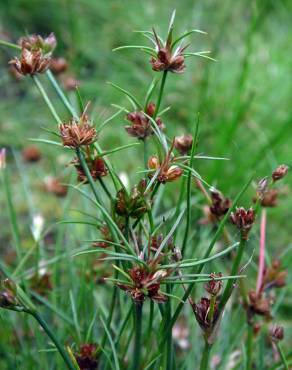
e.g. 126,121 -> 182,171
0,10 -> 290,370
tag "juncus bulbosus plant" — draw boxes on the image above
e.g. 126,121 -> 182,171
0,10 -> 290,370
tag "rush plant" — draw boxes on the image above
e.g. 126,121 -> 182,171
0,10 -> 290,370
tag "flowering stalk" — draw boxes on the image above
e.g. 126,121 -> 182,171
276,342 -> 289,370
200,341 -> 211,370
131,303 -> 143,370
256,208 -> 266,295
218,237 -> 246,310
154,70 -> 168,118
30,311 -> 76,370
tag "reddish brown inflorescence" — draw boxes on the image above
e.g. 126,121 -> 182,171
272,164 -> 289,182
117,265 -> 168,303
174,134 -> 193,155
150,29 -> 186,73
230,207 -> 255,239
125,102 -> 164,140
75,343 -> 99,370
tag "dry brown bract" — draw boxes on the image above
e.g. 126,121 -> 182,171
150,29 -> 186,73
59,116 -> 97,148
9,48 -> 51,75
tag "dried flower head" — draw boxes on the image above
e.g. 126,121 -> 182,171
125,102 -> 164,140
75,343 -> 98,370
115,179 -> 147,219
9,47 -> 51,76
262,259 -> 287,290
44,177 -> 68,197
269,324 -> 284,342
62,75 -> 80,91
50,57 -> 68,75
73,156 -> 107,183
209,189 -> 231,219
260,189 -> 279,207
174,134 -> 193,155
117,265 -> 168,303
204,273 -> 223,296
248,291 -> 271,319
272,164 -> 289,182
150,28 -> 187,73
230,207 -> 255,239
59,110 -> 97,148
22,145 -> 41,162
148,151 -> 183,184
19,33 -> 57,54
193,297 -> 220,338
0,279 -> 19,309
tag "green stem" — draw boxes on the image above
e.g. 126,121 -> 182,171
101,275 -> 118,349
166,286 -> 173,370
276,342 -> 289,370
219,237 -> 246,310
200,341 -> 211,370
98,177 -> 113,202
131,303 -> 143,370
76,147 -> 101,205
30,311 -> 76,370
46,70 -> 78,119
0,40 -> 21,50
154,71 -> 168,118
32,75 -> 62,124
246,324 -> 253,370
143,139 -> 148,169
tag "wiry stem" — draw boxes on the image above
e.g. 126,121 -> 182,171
131,303 -> 143,370
30,311 -> 76,370
276,342 -> 289,370
256,208 -> 266,295
154,71 -> 167,118
200,341 -> 211,370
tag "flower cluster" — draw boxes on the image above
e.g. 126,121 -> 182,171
115,179 -> 148,219
117,265 -> 168,303
9,33 -> 56,75
230,207 -> 255,239
148,151 -> 183,184
125,102 -> 164,140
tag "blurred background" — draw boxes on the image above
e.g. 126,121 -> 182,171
0,0 -> 291,367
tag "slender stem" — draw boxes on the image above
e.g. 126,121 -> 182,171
32,75 -> 62,124
131,303 -> 143,370
30,311 -> 76,370
98,177 -> 113,202
246,324 -> 253,370
76,147 -> 101,205
154,71 -> 167,118
219,237 -> 246,310
143,139 -> 148,169
101,274 -> 118,348
200,341 -> 211,370
166,285 -> 173,370
46,70 -> 78,119
256,208 -> 266,295
0,40 -> 21,50
276,342 -> 289,370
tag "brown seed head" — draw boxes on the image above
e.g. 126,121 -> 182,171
19,33 -> 57,54
269,324 -> 284,342
125,103 -> 164,140
204,273 -> 223,296
22,145 -> 41,162
272,164 -> 289,182
9,48 -> 51,76
59,118 -> 97,148
73,156 -> 107,183
75,343 -> 98,370
174,134 -> 193,155
230,207 -> 255,239
209,189 -> 231,219
50,57 -> 68,75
